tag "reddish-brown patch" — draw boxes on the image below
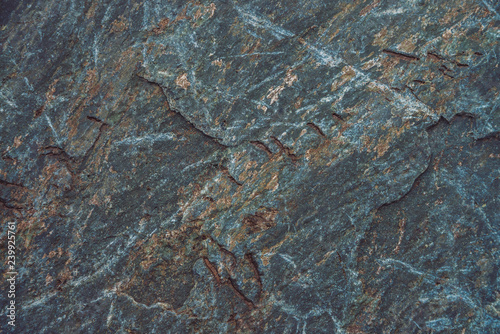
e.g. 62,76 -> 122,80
152,18 -> 170,35
242,207 -> 278,234
359,0 -> 380,17
110,15 -> 128,33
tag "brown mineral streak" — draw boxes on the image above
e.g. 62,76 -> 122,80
203,257 -> 222,284
427,52 -> 444,61
270,136 -> 300,162
152,18 -> 170,34
34,104 -> 46,118
110,16 -> 128,33
307,122 -> 326,137
245,253 -> 263,290
359,0 -> 380,17
250,140 -> 273,157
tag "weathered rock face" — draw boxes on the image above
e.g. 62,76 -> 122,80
0,0 -> 498,332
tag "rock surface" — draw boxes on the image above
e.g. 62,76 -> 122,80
0,0 -> 499,333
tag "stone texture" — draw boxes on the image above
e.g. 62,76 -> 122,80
0,0 -> 498,333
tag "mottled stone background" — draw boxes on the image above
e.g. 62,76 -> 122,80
0,0 -> 499,333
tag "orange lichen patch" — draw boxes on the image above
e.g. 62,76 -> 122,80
439,7 -> 461,25
45,78 -> 60,104
110,15 -> 128,33
373,121 -> 411,158
56,267 -> 73,290
360,134 -> 371,151
374,137 -> 390,158
442,27 -> 455,42
305,138 -> 343,167
366,81 -> 393,98
175,73 -> 191,90
39,160 -> 69,188
89,192 -> 103,206
257,104 -> 268,112
331,66 -> 356,92
193,8 -> 204,20
372,27 -> 390,47
241,39 -> 261,55
114,48 -> 136,73
192,2 -> 217,23
378,57 -> 405,83
237,160 -> 259,183
264,174 -> 279,192
239,162 -> 285,201
294,96 -> 304,109
152,18 -> 170,35
346,289 -> 382,333
397,36 -> 418,53
164,220 -> 203,241
434,88 -> 457,112
140,255 -> 157,271
359,0 -> 380,17
172,6 -> 189,25
231,150 -> 247,166
206,194 -> 233,218
85,0 -> 99,19
85,141 -> 110,174
331,1 -> 358,23
45,274 -> 54,286
84,68 -> 100,96
177,182 -> 203,210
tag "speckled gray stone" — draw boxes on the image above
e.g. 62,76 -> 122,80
0,0 -> 499,333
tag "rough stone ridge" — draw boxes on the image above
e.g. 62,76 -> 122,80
0,0 -> 498,333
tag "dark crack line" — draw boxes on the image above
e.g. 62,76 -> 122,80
203,234 -> 238,265
249,140 -> 273,158
40,146 -> 79,174
244,253 -> 263,301
0,178 -> 27,189
77,119 -> 109,173
136,73 -> 231,149
382,49 -> 420,61
477,131 -> 500,142
202,257 -> 256,309
306,122 -> 326,138
270,136 -> 300,163
0,197 -> 24,210
220,166 -> 243,187
376,153 -> 432,210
